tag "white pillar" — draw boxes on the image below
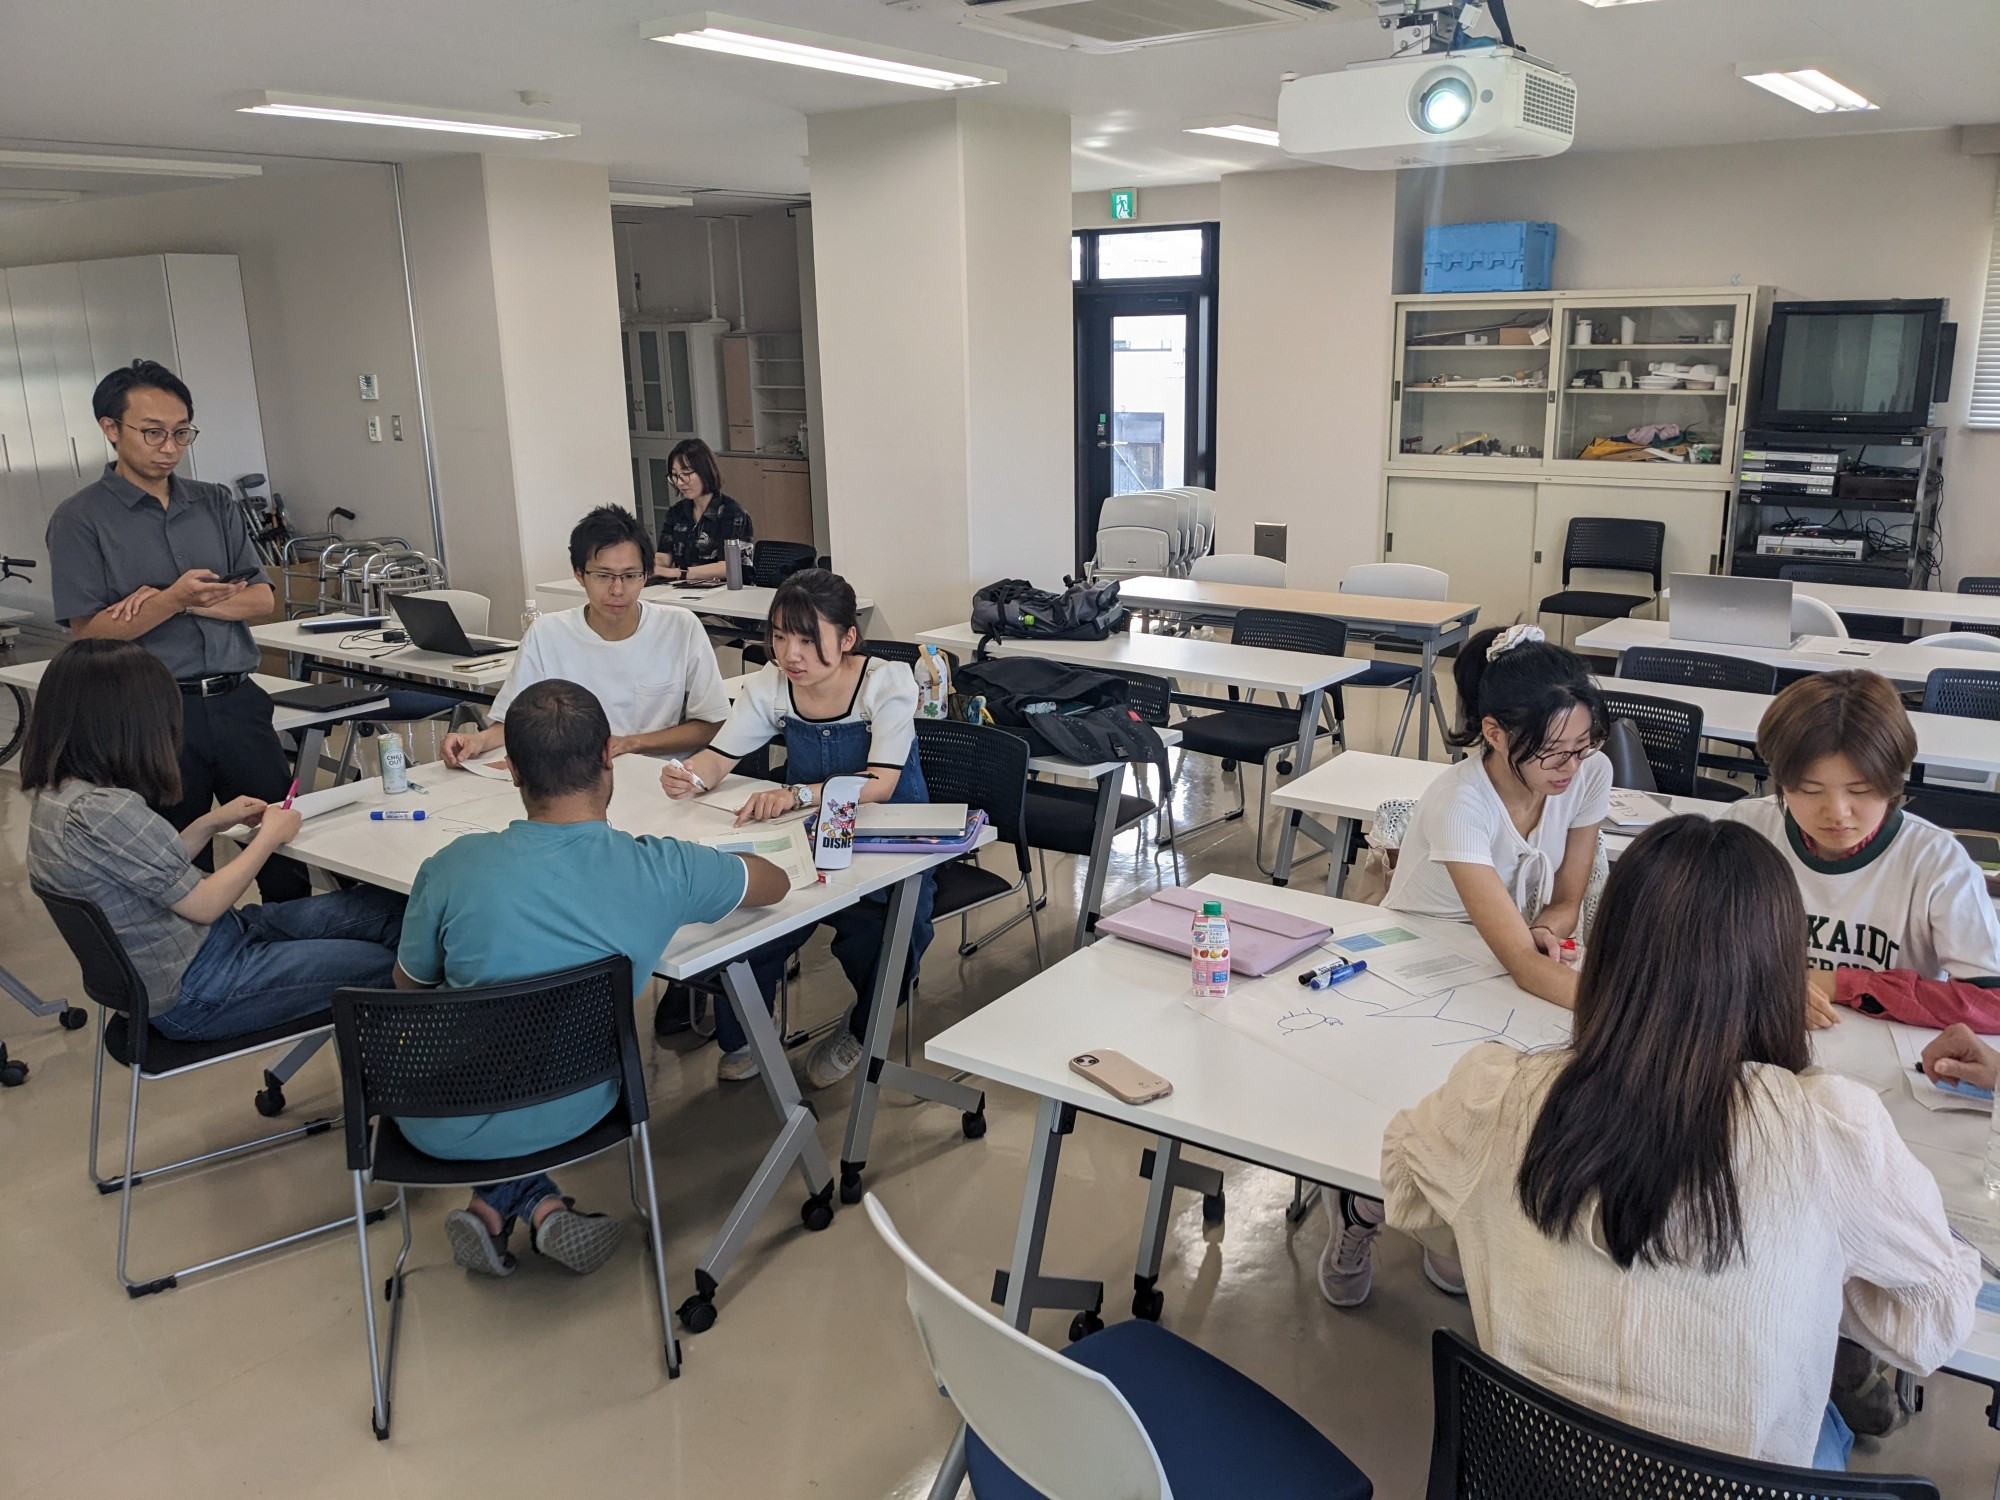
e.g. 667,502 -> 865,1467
807,98 -> 1073,638
402,155 -> 628,623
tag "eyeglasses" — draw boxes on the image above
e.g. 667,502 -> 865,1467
669,468 -> 698,483
1530,739 -> 1604,770
115,421 -> 199,449
583,569 -> 648,587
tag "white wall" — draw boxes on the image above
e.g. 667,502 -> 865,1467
0,164 -> 434,550
1411,129 -> 2000,583
613,205 -> 803,332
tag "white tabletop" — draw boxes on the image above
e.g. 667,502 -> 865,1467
928,872 -> 2000,1382
1592,677 -> 2000,776
1575,618 -> 2000,687
916,623 -> 1369,697
1795,582 -> 2000,628
0,659 -> 384,735
536,578 -> 875,626
1111,575 -> 1480,637
249,752 -> 989,982
252,619 -> 517,691
0,605 -> 29,625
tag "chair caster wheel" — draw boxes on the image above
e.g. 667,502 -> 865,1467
254,1071 -> 286,1117
678,1296 -> 718,1334
1277,760 -> 1294,776
962,1107 -> 987,1140
1220,759 -> 1239,773
59,1006 -> 88,1031
1132,1286 -> 1165,1321
801,1184 -> 836,1231
838,1169 -> 864,1206
1202,1189 -> 1226,1225
0,1045 -> 26,1087
1068,1309 -> 1105,1343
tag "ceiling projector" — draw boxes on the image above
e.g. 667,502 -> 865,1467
1279,0 -> 1575,169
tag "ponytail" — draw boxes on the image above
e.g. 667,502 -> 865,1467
1450,624 -> 1606,771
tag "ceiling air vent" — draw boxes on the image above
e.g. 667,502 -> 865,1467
962,0 -> 1341,52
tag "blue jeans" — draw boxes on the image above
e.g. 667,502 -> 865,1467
474,1173 -> 563,1227
1815,1401 -> 1854,1470
156,887 -> 405,1041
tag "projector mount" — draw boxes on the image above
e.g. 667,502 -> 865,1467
1373,0 -> 1518,58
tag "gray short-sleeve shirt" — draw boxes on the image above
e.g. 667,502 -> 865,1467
45,465 -> 266,678
27,781 -> 207,1015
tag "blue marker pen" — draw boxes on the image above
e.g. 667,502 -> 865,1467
371,809 -> 427,821
1915,1064 -> 1995,1102
1300,958 -> 1367,990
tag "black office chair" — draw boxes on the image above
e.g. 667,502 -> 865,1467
1904,669 -> 2000,830
332,956 -> 678,1440
33,882 -> 359,1298
1600,689 -> 1746,801
751,541 -> 817,588
1170,609 -> 1347,877
1921,667 -> 2000,721
1537,517 -> 1666,645
915,718 -> 1043,972
1425,1329 -> 1938,1500
864,640 -> 920,666
1616,645 -> 1774,788
1955,576 -> 2000,638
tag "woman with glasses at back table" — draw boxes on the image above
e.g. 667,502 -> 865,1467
1321,623 -> 1611,1312
653,438 -> 753,585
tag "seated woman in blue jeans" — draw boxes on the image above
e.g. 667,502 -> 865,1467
661,568 -> 933,1090
23,639 -> 403,1038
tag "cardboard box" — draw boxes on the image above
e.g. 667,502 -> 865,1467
1498,326 -> 1544,345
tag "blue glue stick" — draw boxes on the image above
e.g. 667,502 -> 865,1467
370,809 -> 426,821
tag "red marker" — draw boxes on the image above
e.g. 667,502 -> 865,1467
281,777 -> 299,810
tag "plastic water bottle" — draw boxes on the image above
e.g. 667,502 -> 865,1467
1191,899 -> 1230,998
1984,1100 -> 2000,1194
520,597 -> 540,636
379,731 -> 409,794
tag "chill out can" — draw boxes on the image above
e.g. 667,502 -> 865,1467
379,732 -> 409,794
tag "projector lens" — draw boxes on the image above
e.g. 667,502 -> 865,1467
1417,77 -> 1474,133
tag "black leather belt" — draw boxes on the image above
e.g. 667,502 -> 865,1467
177,673 -> 246,698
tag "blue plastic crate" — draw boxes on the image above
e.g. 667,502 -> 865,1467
1422,220 -> 1557,293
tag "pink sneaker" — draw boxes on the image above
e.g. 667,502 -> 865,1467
1318,1191 -> 1384,1308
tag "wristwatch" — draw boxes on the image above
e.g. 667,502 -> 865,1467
678,566 -> 689,582
791,783 -> 816,811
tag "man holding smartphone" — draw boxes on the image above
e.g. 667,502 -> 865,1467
46,359 -> 307,899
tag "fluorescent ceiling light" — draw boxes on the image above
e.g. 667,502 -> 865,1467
0,149 -> 262,178
238,92 -> 579,139
0,188 -> 84,203
1184,118 -> 1282,147
1738,67 -> 1877,113
611,190 -> 696,209
644,12 -> 1004,90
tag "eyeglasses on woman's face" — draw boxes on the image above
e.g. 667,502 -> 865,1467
1529,738 -> 1604,770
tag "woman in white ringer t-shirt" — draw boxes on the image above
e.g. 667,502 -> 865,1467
1324,623 -> 1611,1313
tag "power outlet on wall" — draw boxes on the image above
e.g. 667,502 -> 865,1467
366,415 -> 382,443
358,373 -> 379,401
391,414 -> 403,442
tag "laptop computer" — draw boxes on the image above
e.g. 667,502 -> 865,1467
389,593 -> 515,656
1668,573 -> 1796,650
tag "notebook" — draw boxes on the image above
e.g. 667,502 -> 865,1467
1096,887 -> 1332,977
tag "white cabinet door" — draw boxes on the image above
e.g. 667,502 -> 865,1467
10,261 -> 105,497
79,255 -> 175,385
1529,481 -> 1728,646
1384,473 -> 1539,629
0,274 -> 51,619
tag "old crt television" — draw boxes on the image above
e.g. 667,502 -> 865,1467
1757,299 -> 1953,431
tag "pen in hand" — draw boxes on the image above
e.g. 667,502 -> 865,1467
281,777 -> 299,810
666,757 -> 708,793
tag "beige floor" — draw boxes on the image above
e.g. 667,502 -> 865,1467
1,656 -> 1995,1500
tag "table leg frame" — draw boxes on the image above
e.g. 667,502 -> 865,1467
994,1097 -> 1105,1331
1073,768 -> 1123,950
1130,1137 -> 1224,1320
1267,688 -> 1324,885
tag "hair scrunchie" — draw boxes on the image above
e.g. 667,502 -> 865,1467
1486,623 -> 1546,661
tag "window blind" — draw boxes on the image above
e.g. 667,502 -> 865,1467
1971,170 -> 2000,427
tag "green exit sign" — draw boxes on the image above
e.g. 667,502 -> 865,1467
1109,188 -> 1138,221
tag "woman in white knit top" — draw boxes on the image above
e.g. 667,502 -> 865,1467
1382,814 -> 1978,1470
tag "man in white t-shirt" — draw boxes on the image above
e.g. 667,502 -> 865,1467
442,506 -> 730,766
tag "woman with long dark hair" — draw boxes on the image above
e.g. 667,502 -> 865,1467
1382,815 -> 1976,1469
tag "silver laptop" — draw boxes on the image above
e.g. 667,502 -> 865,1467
1668,574 -> 1796,650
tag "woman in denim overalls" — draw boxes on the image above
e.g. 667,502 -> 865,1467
660,570 -> 932,1088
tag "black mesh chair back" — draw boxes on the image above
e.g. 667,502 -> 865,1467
915,718 -> 1032,864
1618,646 -> 1778,695
1117,670 -> 1174,728
1956,576 -> 2000,636
1231,608 -> 1349,658
865,640 -> 920,666
1599,689 -> 1701,797
332,957 -> 642,1175
32,885 -> 147,1021
1921,668 -> 2000,721
1425,1329 -> 1938,1500
1562,517 -> 1665,592
752,541 -> 817,588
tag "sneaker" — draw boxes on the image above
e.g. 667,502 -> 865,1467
716,1046 -> 761,1082
1830,1342 -> 1911,1438
443,1209 -> 514,1277
1423,1247 -> 1467,1297
532,1208 -> 623,1276
805,1030 -> 865,1089
1318,1190 -> 1382,1308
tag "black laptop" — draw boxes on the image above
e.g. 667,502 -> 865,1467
388,593 -> 515,655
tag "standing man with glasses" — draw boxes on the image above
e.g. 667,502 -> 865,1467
46,359 -> 308,901
441,505 -> 730,767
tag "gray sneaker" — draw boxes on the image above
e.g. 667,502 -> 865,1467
444,1209 -> 515,1277
1318,1191 -> 1382,1308
806,1030 -> 865,1089
533,1209 -> 624,1275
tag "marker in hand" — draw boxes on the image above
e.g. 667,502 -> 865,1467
1299,958 -> 1367,991
281,777 -> 299,810
666,757 -> 708,793
1914,1063 -> 1995,1101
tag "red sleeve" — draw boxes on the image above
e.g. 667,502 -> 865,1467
1836,969 -> 2000,1034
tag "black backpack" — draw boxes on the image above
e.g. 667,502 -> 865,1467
953,653 -> 1166,770
971,577 -> 1126,644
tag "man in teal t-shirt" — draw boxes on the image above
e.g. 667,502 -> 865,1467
394,678 -> 786,1278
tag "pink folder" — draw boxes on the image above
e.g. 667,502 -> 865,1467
1096,887 -> 1331,977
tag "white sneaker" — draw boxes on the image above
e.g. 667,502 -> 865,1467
1318,1191 -> 1383,1308
1423,1246 -> 1467,1297
805,1030 -> 864,1089
716,1046 -> 760,1082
